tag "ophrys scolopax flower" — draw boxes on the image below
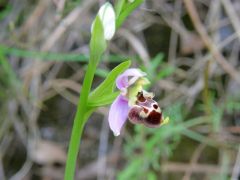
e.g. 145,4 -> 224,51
108,68 -> 169,136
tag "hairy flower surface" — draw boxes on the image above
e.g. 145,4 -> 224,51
108,68 -> 169,136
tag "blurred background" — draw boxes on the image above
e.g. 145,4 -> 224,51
1,0 -> 240,179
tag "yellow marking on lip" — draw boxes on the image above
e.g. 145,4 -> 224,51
161,116 -> 169,126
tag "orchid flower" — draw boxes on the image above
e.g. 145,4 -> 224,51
108,68 -> 169,136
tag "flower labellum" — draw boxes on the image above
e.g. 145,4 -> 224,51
97,2 -> 116,40
128,91 -> 169,128
108,68 -> 169,136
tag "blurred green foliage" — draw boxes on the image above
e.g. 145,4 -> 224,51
0,44 -> 126,62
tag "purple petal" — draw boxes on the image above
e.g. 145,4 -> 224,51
108,95 -> 130,136
116,68 -> 146,90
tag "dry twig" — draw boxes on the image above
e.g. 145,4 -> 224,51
183,0 -> 240,84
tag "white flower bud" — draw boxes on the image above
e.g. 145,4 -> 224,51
98,2 -> 116,40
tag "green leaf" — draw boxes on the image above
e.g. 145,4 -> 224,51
0,4 -> 12,20
118,158 -> 143,180
147,172 -> 157,180
95,68 -> 109,78
115,0 -> 126,18
157,65 -> 175,79
141,53 -> 164,80
116,0 -> 144,28
0,44 -> 127,62
181,129 -> 217,147
88,60 -> 131,101
88,91 -> 119,107
90,15 -> 106,65
150,53 -> 164,71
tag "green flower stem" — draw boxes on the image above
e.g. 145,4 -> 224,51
64,61 -> 97,180
64,15 -> 106,180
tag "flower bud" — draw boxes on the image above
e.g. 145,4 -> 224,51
98,2 -> 116,40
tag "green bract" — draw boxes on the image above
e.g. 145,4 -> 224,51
89,60 -> 131,102
90,15 -> 106,66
